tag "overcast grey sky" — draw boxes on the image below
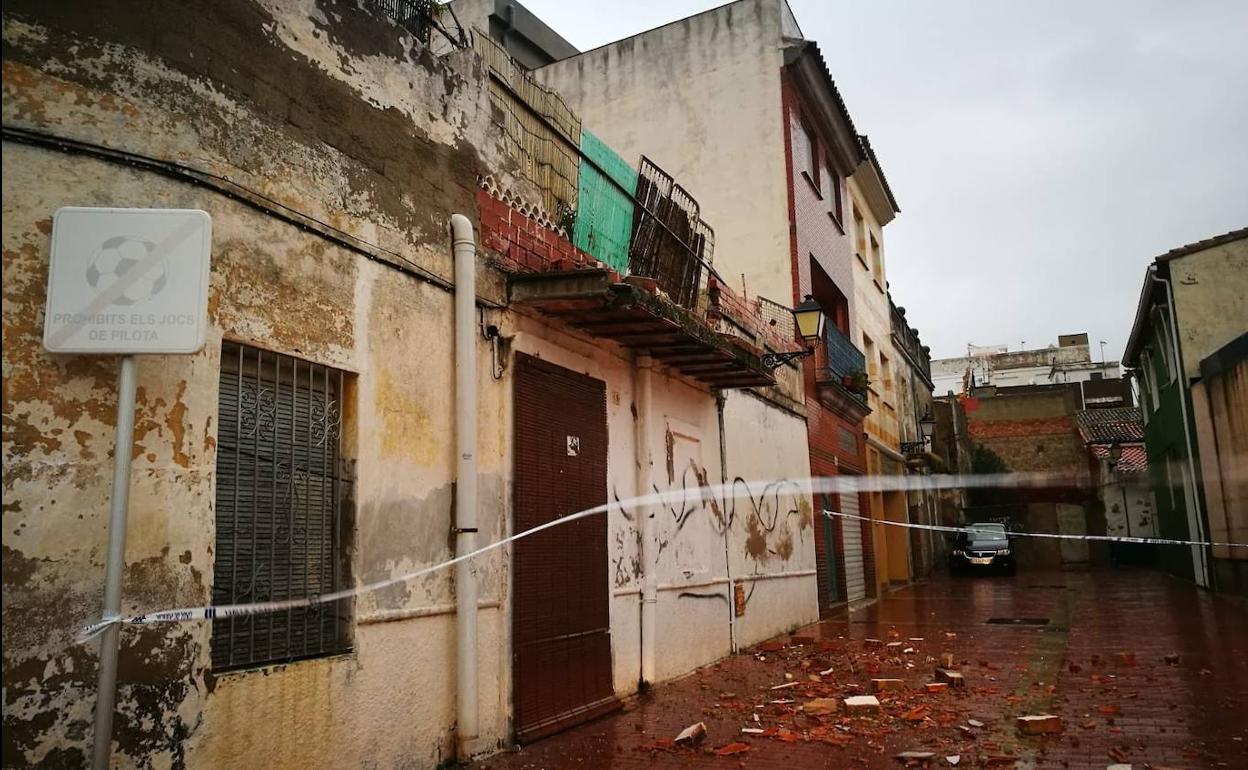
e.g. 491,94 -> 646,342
522,0 -> 1248,360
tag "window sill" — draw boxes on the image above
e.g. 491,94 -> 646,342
856,252 -> 869,270
873,278 -> 885,294
210,649 -> 357,678
801,170 -> 823,199
828,211 -> 845,235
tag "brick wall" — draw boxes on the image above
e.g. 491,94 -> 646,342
782,65 -> 871,605
477,187 -> 606,275
783,71 -> 856,330
969,416 -> 1075,439
962,390 -> 1093,488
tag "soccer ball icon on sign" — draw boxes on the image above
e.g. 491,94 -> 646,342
84,235 -> 168,306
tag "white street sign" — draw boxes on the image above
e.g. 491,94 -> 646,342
43,207 -> 212,354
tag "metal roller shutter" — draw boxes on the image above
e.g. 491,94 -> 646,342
840,492 -> 867,603
512,354 -> 619,743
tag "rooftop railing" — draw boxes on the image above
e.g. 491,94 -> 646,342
365,0 -> 469,49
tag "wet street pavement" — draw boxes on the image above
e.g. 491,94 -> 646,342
472,569 -> 1248,770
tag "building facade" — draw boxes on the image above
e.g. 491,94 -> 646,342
2,2 -> 822,766
534,0 -> 925,609
932,333 -> 1121,397
960,383 -> 1106,569
845,138 -> 910,593
1075,407 -> 1157,566
931,395 -> 972,533
891,298 -> 938,577
1124,228 -> 1248,590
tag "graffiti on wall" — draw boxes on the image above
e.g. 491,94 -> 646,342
609,456 -> 814,594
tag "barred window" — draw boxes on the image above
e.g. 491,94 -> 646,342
211,342 -> 354,670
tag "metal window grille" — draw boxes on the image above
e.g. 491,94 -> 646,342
364,0 -> 469,49
211,342 -> 353,671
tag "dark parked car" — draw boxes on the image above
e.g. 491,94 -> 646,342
949,522 -> 1016,576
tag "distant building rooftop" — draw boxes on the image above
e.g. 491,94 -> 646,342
1074,407 -> 1144,445
449,0 -> 579,68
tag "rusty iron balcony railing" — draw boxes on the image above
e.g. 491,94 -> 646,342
627,156 -> 718,317
365,0 -> 468,48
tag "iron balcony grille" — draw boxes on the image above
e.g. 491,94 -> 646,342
211,342 -> 353,671
818,324 -> 869,404
628,156 -> 717,313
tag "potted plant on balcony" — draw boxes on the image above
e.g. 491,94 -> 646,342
843,369 -> 869,394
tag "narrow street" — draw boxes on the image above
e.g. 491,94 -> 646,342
474,570 -> 1248,770
5,3 -> 1247,768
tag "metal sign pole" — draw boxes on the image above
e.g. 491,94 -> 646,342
91,354 -> 138,770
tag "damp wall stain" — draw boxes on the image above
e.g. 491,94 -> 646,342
1,1 -> 520,765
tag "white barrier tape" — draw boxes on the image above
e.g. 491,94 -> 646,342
77,471 -> 1208,642
821,509 -> 1248,549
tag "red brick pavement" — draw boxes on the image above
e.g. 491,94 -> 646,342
471,569 -> 1248,769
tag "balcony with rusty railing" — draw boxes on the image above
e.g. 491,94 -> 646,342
813,324 -> 872,419
487,160 -> 778,389
626,157 -> 716,314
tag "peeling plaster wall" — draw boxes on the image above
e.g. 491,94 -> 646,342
530,4 -> 818,647
2,2 -> 519,767
2,2 -> 822,767
1098,472 -> 1156,540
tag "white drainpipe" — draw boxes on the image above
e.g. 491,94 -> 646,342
716,393 -> 738,653
1152,267 -> 1211,587
451,214 -> 479,756
635,354 -> 657,685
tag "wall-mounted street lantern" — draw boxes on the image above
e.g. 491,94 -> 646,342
901,408 -> 936,455
761,295 -> 825,370
920,409 -> 936,441
1108,442 -> 1123,467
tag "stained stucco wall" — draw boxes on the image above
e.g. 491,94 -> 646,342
1170,238 -> 1248,378
721,393 -> 819,644
1099,472 -> 1157,540
534,0 -> 792,307
2,2 -> 517,767
1191,360 -> 1248,566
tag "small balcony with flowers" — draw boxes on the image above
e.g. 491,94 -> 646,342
812,322 -> 872,422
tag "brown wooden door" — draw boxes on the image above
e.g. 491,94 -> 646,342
512,354 -> 618,743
